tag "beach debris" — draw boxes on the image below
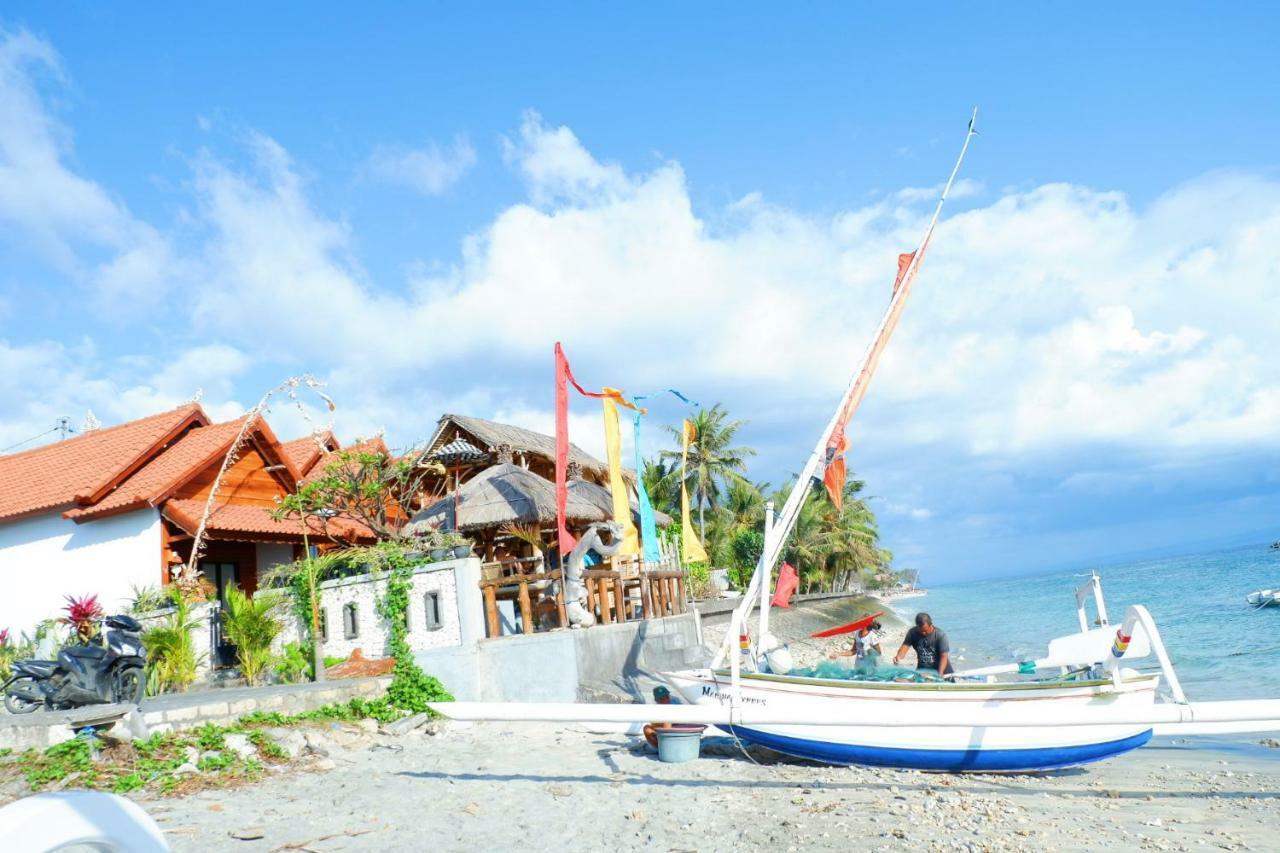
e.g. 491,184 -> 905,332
230,827 -> 266,841
383,712 -> 430,736
462,802 -> 480,816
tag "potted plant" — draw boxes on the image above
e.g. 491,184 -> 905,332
416,527 -> 448,561
444,531 -> 473,559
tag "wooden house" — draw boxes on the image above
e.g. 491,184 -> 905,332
0,404 -> 371,635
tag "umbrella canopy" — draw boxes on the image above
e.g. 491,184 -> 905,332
408,462 -> 604,533
567,476 -> 673,528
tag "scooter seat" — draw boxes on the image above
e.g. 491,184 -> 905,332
15,660 -> 59,678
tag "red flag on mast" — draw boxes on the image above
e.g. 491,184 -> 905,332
554,343 -> 638,554
822,247 -> 929,512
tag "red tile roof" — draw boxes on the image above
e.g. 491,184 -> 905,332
280,432 -> 339,477
162,499 -> 376,543
301,436 -> 391,483
0,405 -> 206,524
64,419 -> 251,521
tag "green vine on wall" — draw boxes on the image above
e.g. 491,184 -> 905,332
370,544 -> 455,716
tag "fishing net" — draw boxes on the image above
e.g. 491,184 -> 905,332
788,660 -> 945,683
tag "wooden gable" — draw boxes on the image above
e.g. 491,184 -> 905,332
171,439 -> 293,509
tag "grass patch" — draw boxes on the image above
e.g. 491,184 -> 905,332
0,694 -> 408,801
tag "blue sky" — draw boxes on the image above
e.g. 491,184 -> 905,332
2,5 -> 1278,582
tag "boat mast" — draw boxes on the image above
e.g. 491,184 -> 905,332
717,109 -> 979,674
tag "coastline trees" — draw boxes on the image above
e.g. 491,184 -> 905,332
645,405 -> 891,593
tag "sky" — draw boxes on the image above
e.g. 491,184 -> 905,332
1,5 -> 1278,583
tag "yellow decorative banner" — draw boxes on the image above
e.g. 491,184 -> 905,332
681,419 -> 708,563
602,388 -> 640,555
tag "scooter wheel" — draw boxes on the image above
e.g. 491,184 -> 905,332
3,677 -> 43,714
113,666 -> 145,704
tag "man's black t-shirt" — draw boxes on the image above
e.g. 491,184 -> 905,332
903,626 -> 952,673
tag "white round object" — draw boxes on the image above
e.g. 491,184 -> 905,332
766,646 -> 794,675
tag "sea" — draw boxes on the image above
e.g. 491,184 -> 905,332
888,541 -> 1280,708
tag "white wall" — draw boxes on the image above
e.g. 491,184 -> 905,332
0,509 -> 162,637
316,560 -> 465,661
255,542 -> 295,579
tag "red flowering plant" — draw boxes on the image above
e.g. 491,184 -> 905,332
61,594 -> 105,643
0,627 -> 9,648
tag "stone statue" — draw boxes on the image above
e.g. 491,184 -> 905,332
564,521 -> 622,628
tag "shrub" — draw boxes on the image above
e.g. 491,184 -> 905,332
221,586 -> 285,686
273,641 -> 311,684
128,585 -> 169,615
61,594 -> 104,643
684,562 -> 713,600
142,588 -> 203,694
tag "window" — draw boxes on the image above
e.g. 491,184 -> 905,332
319,609 -> 328,642
343,603 -> 359,639
424,592 -> 442,631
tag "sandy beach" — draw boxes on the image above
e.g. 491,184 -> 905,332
147,719 -> 1278,852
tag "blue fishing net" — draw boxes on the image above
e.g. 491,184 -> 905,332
789,660 -> 945,683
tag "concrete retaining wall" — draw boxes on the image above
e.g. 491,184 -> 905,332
415,612 -> 706,704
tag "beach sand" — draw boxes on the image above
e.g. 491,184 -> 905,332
150,720 -> 1279,852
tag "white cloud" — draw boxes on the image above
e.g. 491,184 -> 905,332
0,29 -> 178,307
0,339 -> 250,451
501,111 -> 631,205
367,134 -> 476,196
175,115 -> 1280,474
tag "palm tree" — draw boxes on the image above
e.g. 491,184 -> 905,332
641,458 -> 680,517
659,404 -> 756,544
775,476 -> 890,593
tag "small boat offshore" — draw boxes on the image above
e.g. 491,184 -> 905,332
433,111 -> 1280,770
1247,588 -> 1280,607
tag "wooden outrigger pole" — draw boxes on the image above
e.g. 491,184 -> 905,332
717,109 -> 980,687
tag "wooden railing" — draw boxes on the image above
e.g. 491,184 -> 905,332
478,554 -> 688,638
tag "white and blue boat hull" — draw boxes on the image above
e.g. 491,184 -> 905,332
668,668 -> 1159,773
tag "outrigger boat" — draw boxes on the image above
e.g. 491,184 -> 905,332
1247,588 -> 1280,608
432,110 -> 1280,771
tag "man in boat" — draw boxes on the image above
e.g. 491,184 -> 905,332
893,613 -> 953,678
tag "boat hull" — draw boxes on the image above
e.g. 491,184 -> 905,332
668,668 -> 1158,772
720,724 -> 1151,771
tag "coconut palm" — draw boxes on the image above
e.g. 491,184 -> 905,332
659,404 -> 756,544
776,476 -> 890,593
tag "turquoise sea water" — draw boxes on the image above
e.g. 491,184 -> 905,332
885,542 -> 1280,704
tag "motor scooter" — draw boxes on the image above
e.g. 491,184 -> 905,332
2,615 -> 146,714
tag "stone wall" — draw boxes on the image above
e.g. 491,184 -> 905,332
129,558 -> 482,683
315,560 -> 464,660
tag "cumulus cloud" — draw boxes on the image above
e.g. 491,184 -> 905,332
175,112 -> 1280,476
367,134 -> 476,196
0,29 -> 178,307
3,50 -> 1279,575
0,339 -> 250,451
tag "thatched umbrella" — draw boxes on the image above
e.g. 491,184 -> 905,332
566,462 -> 673,528
408,447 -> 604,534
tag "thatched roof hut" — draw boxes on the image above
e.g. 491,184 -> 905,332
424,414 -> 624,488
408,454 -> 605,534
566,462 -> 673,527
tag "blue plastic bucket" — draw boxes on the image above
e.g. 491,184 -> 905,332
655,725 -> 705,763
